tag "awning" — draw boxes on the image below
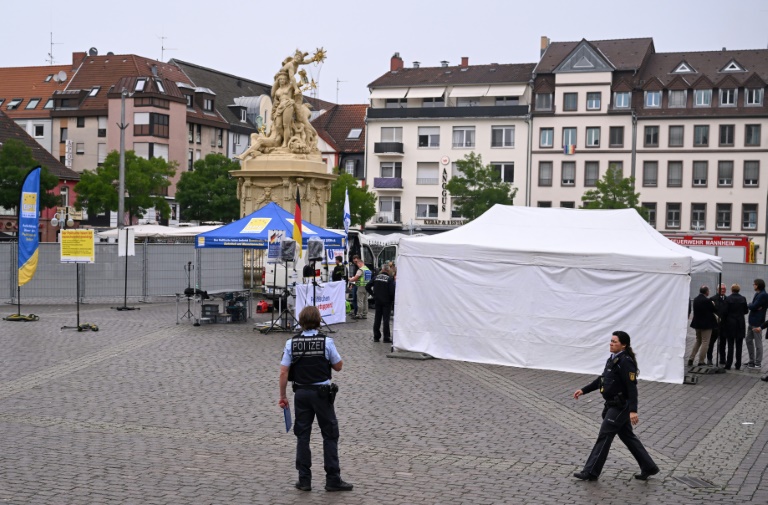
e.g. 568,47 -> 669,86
406,87 -> 446,98
485,84 -> 527,97
448,85 -> 489,98
370,88 -> 409,99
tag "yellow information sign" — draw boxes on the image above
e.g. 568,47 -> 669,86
60,229 -> 95,263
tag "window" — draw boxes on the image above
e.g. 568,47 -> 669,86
416,162 -> 439,184
744,160 -> 759,187
381,127 -> 402,143
135,79 -> 149,92
586,127 -> 600,147
59,186 -> 69,207
185,94 -> 193,107
745,124 -> 761,146
717,204 -> 731,230
98,116 -> 107,137
692,161 -> 708,187
379,197 -> 401,221
746,88 -> 764,106
385,98 -> 406,109
417,127 -> 439,148
667,161 -> 683,187
416,198 -> 438,218
490,162 -> 514,183
668,126 -> 684,147
25,98 -> 41,109
613,92 -> 630,109
495,96 -> 518,106
538,162 -> 553,186
452,126 -> 475,148
344,159 -> 356,175
155,79 -> 165,94
694,125 -> 709,147
563,93 -> 578,111
586,92 -> 601,110
643,203 -> 657,227
347,128 -> 362,139
88,87 -> 100,97
7,98 -> 22,110
188,124 -> 194,143
134,112 -> 169,138
195,124 -> 201,144
718,161 -> 733,187
97,143 -> 106,166
694,89 -> 712,107
33,125 -> 44,137
380,162 -> 402,178
217,128 -> 223,148
76,117 -> 85,128
44,99 -> 53,109
561,162 -> 575,186
188,149 -> 194,170
584,162 -> 599,187
743,204 -> 758,230
644,126 -> 659,147
642,161 -> 658,187
535,93 -> 552,111
645,91 -> 661,108
539,128 -> 553,148
203,98 -> 214,111
75,143 -> 84,155
538,201 -> 552,208
562,127 -> 576,148
609,126 -> 624,148
609,161 -> 623,178
719,125 -> 735,146
457,96 -> 481,107
668,90 -> 687,108
491,126 -> 514,148
719,88 -> 737,106
691,203 -> 706,230
560,201 -> 575,208
423,96 -> 444,108
666,203 -> 681,229
60,127 -> 68,143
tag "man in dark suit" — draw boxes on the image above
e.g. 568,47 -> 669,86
689,285 -> 718,366
724,284 -> 749,370
707,284 -> 729,365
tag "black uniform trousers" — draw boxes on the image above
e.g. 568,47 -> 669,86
583,403 -> 657,477
293,388 -> 340,483
373,302 -> 392,341
707,325 -> 726,363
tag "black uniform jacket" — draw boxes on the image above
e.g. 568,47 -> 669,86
582,352 -> 639,413
690,293 -> 718,330
365,272 -> 396,305
725,293 -> 748,335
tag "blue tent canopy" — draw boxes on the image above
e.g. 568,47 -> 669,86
195,202 -> 344,249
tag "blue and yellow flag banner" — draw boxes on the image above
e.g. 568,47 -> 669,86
294,187 -> 303,258
18,167 -> 41,287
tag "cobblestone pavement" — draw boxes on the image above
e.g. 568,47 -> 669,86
0,301 -> 767,504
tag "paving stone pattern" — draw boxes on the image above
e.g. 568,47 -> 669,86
0,302 -> 766,504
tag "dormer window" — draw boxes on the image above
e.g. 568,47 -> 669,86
25,98 -> 41,109
240,109 -> 247,122
613,92 -> 630,109
88,86 -> 100,97
746,88 -> 764,106
347,128 -> 362,139
668,90 -> 687,108
644,91 -> 661,108
694,89 -> 712,107
185,94 -> 193,107
719,89 -> 737,107
203,98 -> 214,111
155,79 -> 165,93
7,98 -> 23,110
135,79 -> 146,92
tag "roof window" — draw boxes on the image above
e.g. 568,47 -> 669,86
25,98 -> 41,109
7,98 -> 23,110
88,87 -> 100,97
347,128 -> 362,139
135,79 -> 146,92
155,79 -> 165,93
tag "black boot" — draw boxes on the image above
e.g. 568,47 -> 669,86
325,479 -> 353,492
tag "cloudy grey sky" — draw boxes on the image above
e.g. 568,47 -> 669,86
4,0 -> 766,104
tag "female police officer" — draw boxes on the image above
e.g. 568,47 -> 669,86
572,331 -> 659,481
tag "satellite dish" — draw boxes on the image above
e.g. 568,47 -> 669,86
89,47 -> 98,56
57,70 -> 67,82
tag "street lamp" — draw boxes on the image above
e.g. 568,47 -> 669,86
50,206 -> 74,234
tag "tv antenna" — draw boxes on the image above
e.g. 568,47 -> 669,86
158,35 -> 176,61
336,78 -> 347,104
46,32 -> 62,65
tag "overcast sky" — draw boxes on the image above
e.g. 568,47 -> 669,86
4,0 -> 766,104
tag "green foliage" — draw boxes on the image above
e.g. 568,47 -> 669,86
175,154 -> 240,222
444,152 -> 518,221
581,166 -> 648,220
74,150 -> 177,221
326,172 -> 376,229
0,139 -> 59,211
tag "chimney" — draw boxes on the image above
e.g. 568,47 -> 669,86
540,36 -> 550,57
73,51 -> 87,65
440,60 -> 449,67
461,57 -> 469,68
413,61 -> 420,68
390,52 -> 404,71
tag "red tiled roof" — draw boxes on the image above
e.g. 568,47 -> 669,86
368,62 -> 535,88
0,111 -> 79,180
311,104 -> 367,153
0,64 -> 72,119
536,38 -> 655,74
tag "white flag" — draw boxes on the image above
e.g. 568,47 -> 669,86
343,187 -> 351,237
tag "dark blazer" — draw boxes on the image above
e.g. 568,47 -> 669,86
747,289 -> 768,326
710,293 -> 729,327
725,292 -> 748,336
690,293 -> 718,329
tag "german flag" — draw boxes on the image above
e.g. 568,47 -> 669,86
294,187 -> 302,258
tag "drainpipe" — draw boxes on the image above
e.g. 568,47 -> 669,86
525,113 -> 533,206
630,111 -> 637,192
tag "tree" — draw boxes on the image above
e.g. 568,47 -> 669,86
444,152 -> 517,221
175,153 -> 239,222
0,139 -> 59,212
580,166 -> 649,220
74,150 -> 177,222
326,172 -> 376,229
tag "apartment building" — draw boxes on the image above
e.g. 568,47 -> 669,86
365,54 -> 534,232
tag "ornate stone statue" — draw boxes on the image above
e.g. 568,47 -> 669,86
236,48 -> 326,161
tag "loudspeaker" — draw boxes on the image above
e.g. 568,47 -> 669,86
307,237 -> 324,262
280,239 -> 296,262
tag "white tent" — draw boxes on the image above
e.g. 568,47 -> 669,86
394,206 -> 722,384
97,224 -> 220,239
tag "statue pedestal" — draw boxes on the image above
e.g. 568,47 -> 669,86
233,155 -> 336,228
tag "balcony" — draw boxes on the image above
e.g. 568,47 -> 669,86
374,142 -> 404,155
368,105 -> 528,120
373,177 -> 403,190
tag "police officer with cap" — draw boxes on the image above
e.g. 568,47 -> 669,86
279,306 -> 353,492
572,330 -> 659,481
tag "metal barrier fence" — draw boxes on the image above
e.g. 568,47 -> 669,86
691,262 -> 768,298
1,242 -> 247,304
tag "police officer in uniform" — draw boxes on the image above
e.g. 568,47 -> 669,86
573,331 -> 659,481
279,306 -> 353,492
366,263 -> 396,343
